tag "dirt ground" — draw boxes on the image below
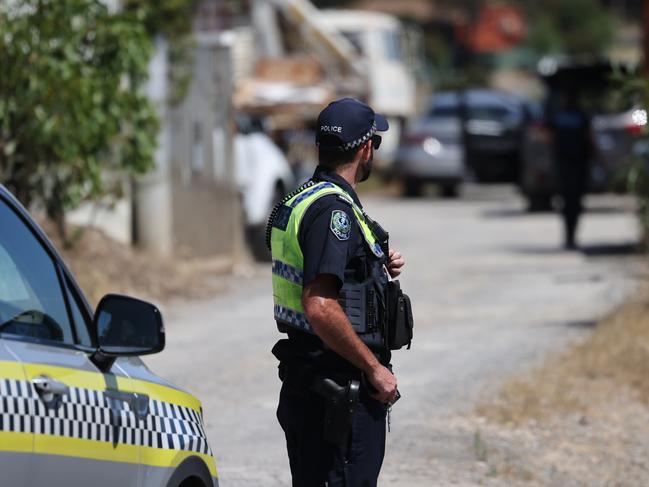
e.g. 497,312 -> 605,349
467,293 -> 649,486
40,219 -> 233,307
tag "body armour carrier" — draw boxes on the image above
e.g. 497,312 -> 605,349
266,180 -> 390,350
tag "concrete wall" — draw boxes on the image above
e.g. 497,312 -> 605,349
167,37 -> 242,258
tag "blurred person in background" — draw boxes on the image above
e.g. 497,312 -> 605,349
548,88 -> 593,250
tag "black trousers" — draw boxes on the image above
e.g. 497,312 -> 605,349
558,163 -> 588,247
277,381 -> 387,487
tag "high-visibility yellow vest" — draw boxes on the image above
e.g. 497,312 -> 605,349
269,180 -> 385,333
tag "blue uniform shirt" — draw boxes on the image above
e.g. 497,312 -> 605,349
299,166 -> 365,290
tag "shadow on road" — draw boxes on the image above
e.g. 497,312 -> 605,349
481,207 -> 528,219
564,319 -> 598,329
506,245 -> 570,255
580,242 -> 642,257
505,241 -> 641,258
542,319 -> 598,330
482,205 -> 631,220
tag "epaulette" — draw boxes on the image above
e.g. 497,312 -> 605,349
336,193 -> 354,206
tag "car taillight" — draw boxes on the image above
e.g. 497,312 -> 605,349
625,123 -> 644,136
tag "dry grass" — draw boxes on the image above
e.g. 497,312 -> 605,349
40,220 -> 232,308
478,292 -> 649,425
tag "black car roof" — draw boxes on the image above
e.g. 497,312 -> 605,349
428,89 -> 524,114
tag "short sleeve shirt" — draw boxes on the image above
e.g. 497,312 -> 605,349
299,169 -> 365,289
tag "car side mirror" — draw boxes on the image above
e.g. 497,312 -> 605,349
94,294 -> 165,357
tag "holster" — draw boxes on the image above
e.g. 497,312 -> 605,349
311,377 -> 360,455
277,361 -> 360,456
385,280 -> 414,350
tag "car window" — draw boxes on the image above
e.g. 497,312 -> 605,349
468,105 -> 511,120
429,104 -> 460,118
382,29 -> 402,61
341,30 -> 363,55
64,276 -> 93,347
0,199 -> 75,345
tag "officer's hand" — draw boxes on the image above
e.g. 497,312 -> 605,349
387,248 -> 405,278
368,365 -> 398,404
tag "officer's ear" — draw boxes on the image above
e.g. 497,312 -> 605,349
360,139 -> 372,161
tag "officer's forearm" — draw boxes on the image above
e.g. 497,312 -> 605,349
310,298 -> 379,373
303,277 -> 380,374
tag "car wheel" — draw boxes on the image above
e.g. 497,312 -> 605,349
403,179 -> 422,197
440,184 -> 459,198
248,182 -> 285,261
247,224 -> 270,261
167,457 -> 213,487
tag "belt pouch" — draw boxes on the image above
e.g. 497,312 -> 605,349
386,280 -> 414,350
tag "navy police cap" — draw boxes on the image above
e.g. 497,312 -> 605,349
316,97 -> 389,152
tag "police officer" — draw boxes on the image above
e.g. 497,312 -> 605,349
548,88 -> 593,250
267,98 -> 406,486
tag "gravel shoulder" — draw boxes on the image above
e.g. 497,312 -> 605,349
465,295 -> 649,486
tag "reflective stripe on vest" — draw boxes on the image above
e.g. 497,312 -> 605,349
270,181 -> 384,333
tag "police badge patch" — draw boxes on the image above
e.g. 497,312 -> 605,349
330,210 -> 351,241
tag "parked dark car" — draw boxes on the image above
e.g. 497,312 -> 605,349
393,106 -> 464,197
459,89 -> 528,183
519,58 -> 643,210
393,89 -> 528,196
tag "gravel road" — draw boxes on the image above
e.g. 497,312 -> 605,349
145,186 -> 642,486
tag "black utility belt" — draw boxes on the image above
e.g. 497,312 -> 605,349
338,279 -> 414,351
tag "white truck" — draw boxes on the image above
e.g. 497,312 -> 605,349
316,9 -> 417,164
234,120 -> 294,260
250,0 -> 417,165
232,1 -> 417,260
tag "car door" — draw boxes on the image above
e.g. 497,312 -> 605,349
0,338 -> 33,487
0,192 -> 141,486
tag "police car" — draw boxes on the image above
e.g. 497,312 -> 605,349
0,185 -> 218,486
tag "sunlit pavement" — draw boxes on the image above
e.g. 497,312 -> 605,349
146,184 -> 643,486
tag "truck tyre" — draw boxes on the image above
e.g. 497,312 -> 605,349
248,224 -> 271,261
248,182 -> 285,262
440,184 -> 459,199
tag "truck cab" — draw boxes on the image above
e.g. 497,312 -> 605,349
317,10 -> 417,163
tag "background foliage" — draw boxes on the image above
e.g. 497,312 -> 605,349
615,75 -> 649,246
522,0 -> 614,57
0,0 -> 198,240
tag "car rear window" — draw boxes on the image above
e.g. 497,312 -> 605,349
429,103 -> 513,121
469,105 -> 511,120
429,105 -> 460,118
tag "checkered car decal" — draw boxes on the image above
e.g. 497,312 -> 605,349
0,378 -> 212,456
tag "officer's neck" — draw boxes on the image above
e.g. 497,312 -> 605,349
334,160 -> 362,189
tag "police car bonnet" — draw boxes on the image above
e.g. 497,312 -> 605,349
316,98 -> 389,152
